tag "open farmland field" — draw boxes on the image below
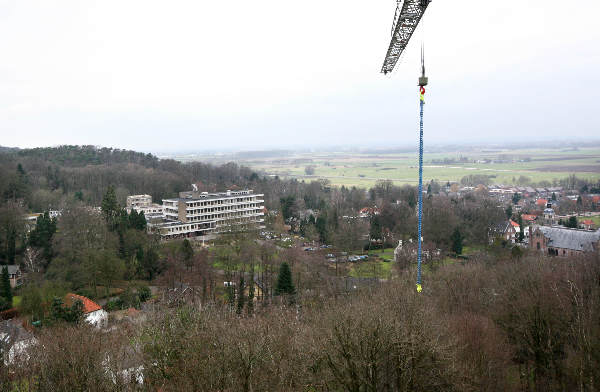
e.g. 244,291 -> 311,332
230,146 -> 600,188
167,145 -> 600,188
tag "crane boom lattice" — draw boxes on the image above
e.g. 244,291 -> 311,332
381,0 -> 430,74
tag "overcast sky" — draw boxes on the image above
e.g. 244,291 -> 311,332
1,0 -> 599,153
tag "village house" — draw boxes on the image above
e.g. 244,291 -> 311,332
2,265 -> 23,288
490,220 -> 520,243
580,219 -> 595,231
521,214 -> 537,239
529,225 -> 600,256
64,293 -> 108,328
359,207 -> 381,218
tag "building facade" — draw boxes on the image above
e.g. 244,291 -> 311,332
126,195 -> 152,209
529,225 -> 600,256
2,265 -> 23,288
149,190 -> 264,239
126,194 -> 163,216
490,220 -> 520,243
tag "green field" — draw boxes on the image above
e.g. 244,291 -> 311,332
232,147 -> 600,188
349,260 -> 393,279
367,248 -> 396,262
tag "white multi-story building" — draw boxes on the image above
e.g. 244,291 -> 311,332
126,194 -> 153,209
126,194 -> 163,216
149,190 -> 264,239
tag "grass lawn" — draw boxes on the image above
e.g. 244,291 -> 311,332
367,248 -> 396,262
212,260 -> 266,273
461,245 -> 486,256
12,295 -> 22,308
350,260 -> 393,279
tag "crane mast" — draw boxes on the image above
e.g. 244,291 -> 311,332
380,0 -> 431,292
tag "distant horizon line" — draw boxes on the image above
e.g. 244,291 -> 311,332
3,138 -> 600,158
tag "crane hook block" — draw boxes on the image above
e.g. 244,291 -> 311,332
419,76 -> 428,87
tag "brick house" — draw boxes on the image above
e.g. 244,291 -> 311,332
529,225 -> 600,256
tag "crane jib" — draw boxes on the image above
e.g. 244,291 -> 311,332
381,0 -> 431,75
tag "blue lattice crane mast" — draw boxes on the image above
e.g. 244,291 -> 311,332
381,0 -> 431,293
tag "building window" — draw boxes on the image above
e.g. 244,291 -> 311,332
536,242 -> 540,250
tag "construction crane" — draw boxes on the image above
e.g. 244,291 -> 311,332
381,0 -> 431,75
381,0 -> 431,293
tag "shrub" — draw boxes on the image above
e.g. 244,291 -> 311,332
137,285 -> 151,302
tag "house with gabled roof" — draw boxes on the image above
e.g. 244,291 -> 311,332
2,265 -> 23,288
65,293 -> 108,328
580,219 -> 595,231
529,225 -> 600,256
490,220 -> 519,243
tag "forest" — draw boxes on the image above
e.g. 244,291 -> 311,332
1,145 -> 599,391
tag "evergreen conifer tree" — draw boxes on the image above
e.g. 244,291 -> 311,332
29,211 -> 57,262
236,275 -> 245,314
247,275 -> 255,316
505,205 -> 513,220
129,209 -> 139,229
181,239 -> 194,269
275,262 -> 295,295
101,185 -> 120,230
451,228 -> 463,255
137,211 -> 147,231
0,266 -> 12,306
517,215 -> 525,242
6,229 -> 16,264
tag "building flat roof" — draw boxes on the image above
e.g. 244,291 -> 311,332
164,190 -> 264,203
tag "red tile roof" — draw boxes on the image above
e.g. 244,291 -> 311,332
581,220 -> 594,225
509,220 -> 520,228
593,196 -> 600,203
521,214 -> 537,222
536,199 -> 548,206
64,293 -> 102,314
